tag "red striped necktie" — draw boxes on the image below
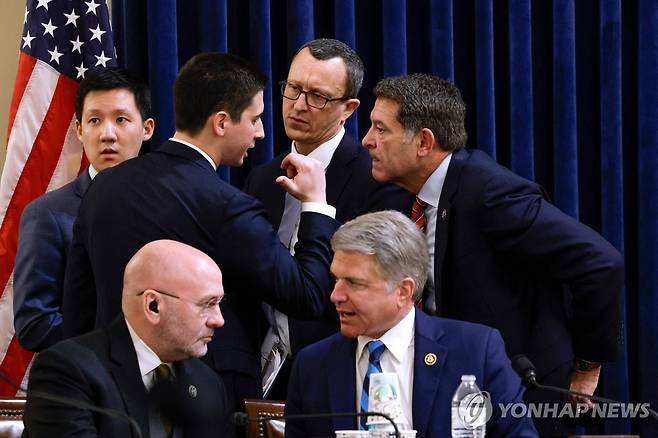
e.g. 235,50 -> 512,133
410,196 -> 429,232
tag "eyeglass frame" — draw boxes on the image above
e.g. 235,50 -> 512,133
137,288 -> 225,315
279,81 -> 352,110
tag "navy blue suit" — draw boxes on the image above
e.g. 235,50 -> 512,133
24,317 -> 234,438
13,170 -> 91,351
431,148 -> 623,435
62,140 -> 338,409
285,309 -> 538,438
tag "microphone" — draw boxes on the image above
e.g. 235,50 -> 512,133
0,369 -> 144,438
512,355 -> 658,422
233,410 -> 401,437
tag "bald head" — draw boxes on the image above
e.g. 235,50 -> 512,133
122,240 -> 224,362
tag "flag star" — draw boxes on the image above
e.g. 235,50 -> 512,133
89,24 -> 106,42
22,31 -> 36,49
24,7 -> 29,24
36,0 -> 52,11
48,46 -> 63,64
95,51 -> 111,67
75,61 -> 88,79
85,0 -> 100,15
42,19 -> 58,37
64,9 -> 80,27
70,36 -> 84,53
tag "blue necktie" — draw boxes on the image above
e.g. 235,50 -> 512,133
360,340 -> 386,430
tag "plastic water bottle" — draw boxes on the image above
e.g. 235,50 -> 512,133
451,375 -> 486,437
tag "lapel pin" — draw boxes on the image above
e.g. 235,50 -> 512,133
424,353 -> 437,366
441,209 -> 447,220
188,385 -> 198,398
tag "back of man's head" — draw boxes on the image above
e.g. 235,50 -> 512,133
295,38 -> 364,98
173,52 -> 267,135
331,210 -> 429,301
374,73 -> 468,152
75,67 -> 152,122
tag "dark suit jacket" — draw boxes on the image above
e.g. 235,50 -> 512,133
13,170 -> 91,351
62,140 -> 338,409
432,148 -> 623,381
23,317 -> 234,438
285,309 -> 538,438
244,133 -> 412,352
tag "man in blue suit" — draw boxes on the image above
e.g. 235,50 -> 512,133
13,68 -> 154,351
361,74 -> 624,436
244,38 -> 411,399
285,211 -> 538,437
62,52 -> 339,411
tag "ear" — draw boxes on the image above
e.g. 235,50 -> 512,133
75,119 -> 83,142
397,276 -> 416,306
417,128 -> 436,157
340,98 -> 360,123
142,290 -> 161,323
211,111 -> 230,136
142,118 -> 155,141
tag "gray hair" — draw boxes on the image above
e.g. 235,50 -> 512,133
295,38 -> 364,98
331,211 -> 429,300
374,73 -> 468,152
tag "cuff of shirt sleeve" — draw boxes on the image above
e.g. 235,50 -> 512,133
300,202 -> 336,218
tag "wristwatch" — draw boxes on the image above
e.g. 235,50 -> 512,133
575,358 -> 601,372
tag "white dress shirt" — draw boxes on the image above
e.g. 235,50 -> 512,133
355,307 -> 416,428
416,153 -> 452,313
125,319 -> 173,389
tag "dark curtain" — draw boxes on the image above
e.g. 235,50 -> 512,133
112,0 -> 657,435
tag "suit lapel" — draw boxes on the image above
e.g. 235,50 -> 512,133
412,310 -> 447,437
328,337 -> 358,431
107,317 -> 150,437
73,168 -> 92,198
325,135 -> 358,207
433,149 -> 467,314
262,154 -> 287,228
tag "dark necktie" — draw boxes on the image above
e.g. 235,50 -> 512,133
360,340 -> 386,430
154,364 -> 174,438
410,196 -> 428,232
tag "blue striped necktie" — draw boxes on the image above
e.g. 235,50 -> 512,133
360,340 -> 386,430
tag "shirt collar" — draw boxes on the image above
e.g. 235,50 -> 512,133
418,153 -> 452,208
356,307 -> 415,363
291,126 -> 345,170
88,165 -> 99,180
125,318 -> 165,384
169,137 -> 218,170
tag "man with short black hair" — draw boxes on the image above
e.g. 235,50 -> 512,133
13,67 -> 154,351
63,52 -> 339,410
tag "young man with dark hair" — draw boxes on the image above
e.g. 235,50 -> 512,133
62,52 -> 339,411
13,67 -> 154,351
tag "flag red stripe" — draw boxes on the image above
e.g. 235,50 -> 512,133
0,74 -> 78,297
5,53 -> 37,145
0,337 -> 33,395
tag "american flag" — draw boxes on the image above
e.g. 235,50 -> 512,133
0,0 -> 115,394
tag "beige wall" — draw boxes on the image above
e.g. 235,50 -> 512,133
0,2 -> 25,179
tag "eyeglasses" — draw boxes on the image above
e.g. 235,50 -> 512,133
280,81 -> 350,110
137,289 -> 225,316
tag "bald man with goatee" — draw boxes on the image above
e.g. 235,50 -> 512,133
24,240 -> 235,438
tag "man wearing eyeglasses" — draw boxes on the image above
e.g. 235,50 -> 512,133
24,240 -> 235,438
244,38 -> 411,399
